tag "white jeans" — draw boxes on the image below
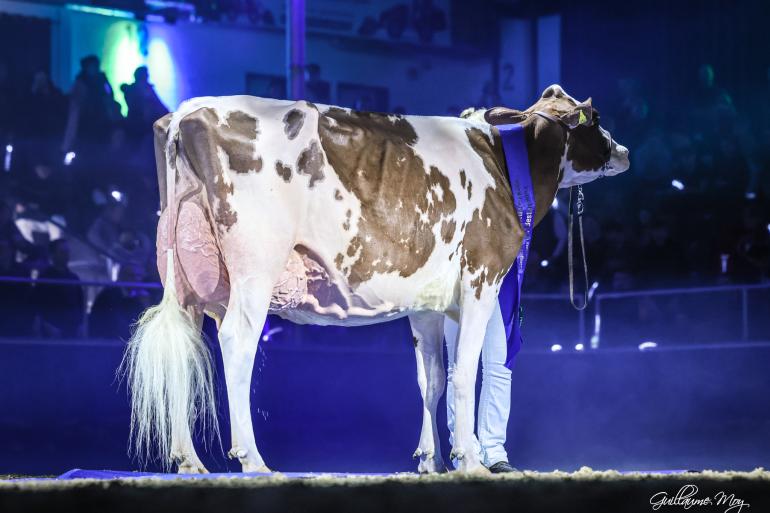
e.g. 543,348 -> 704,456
445,301 -> 511,467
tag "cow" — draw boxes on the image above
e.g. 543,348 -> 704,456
122,84 -> 630,475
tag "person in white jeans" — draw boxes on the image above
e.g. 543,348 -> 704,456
444,300 -> 515,472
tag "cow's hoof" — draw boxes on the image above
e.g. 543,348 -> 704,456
450,449 -> 487,474
455,460 -> 489,475
175,455 -> 209,474
417,456 -> 446,474
413,448 -> 444,474
242,462 -> 272,473
229,447 -> 271,473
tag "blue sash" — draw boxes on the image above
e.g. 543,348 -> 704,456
496,123 -> 535,369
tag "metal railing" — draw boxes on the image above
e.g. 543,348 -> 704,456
2,275 -> 769,349
590,282 -> 770,349
0,275 -> 161,339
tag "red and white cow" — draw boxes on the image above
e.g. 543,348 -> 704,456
122,84 -> 629,474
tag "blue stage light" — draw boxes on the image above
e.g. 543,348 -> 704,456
3,144 -> 11,172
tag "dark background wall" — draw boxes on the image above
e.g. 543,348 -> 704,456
557,0 -> 769,117
1,330 -> 768,475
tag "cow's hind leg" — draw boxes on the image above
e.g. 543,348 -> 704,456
218,278 -> 273,472
408,312 -> 446,474
451,289 -> 497,474
169,306 -> 209,474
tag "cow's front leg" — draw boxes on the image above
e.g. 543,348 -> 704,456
451,291 -> 497,474
218,280 -> 272,473
408,312 -> 446,474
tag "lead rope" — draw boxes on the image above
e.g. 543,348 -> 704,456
568,185 -> 590,310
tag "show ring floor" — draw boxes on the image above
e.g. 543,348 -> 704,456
1,468 -> 768,513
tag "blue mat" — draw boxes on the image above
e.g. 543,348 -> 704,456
56,469 -> 393,480
47,468 -> 689,480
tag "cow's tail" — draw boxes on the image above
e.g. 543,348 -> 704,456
120,250 -> 218,467
120,121 -> 218,468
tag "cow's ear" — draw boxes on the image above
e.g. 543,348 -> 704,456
560,101 -> 592,129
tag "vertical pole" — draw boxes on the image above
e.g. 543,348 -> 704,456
578,305 -> 585,347
286,0 -> 306,100
590,297 -> 602,349
741,288 -> 749,341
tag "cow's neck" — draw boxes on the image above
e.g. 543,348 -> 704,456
520,116 -> 565,226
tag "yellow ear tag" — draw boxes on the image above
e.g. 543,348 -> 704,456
578,110 -> 588,125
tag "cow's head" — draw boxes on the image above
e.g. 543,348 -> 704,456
535,85 -> 630,187
484,84 -> 630,188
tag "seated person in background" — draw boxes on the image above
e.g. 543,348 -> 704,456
0,198 -> 33,261
33,239 -> 83,338
90,264 -> 149,340
87,201 -> 125,256
16,146 -> 68,218
0,238 -> 33,337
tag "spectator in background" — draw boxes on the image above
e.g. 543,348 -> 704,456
33,238 -> 83,338
0,238 -> 33,337
18,71 -> 66,144
305,64 -> 330,104
0,197 -> 31,260
87,201 -> 126,257
637,217 -> 685,287
0,60 -> 18,143
16,145 -> 68,218
732,204 -> 770,283
109,228 -> 151,267
61,55 -> 121,154
120,66 -> 168,142
90,263 -> 149,340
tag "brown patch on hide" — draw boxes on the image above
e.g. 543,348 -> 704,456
467,181 -> 472,200
318,107 -> 457,286
522,114 -> 565,224
440,219 -> 456,244
566,121 -> 610,171
221,110 -> 262,174
178,108 -> 239,230
276,161 -> 292,182
461,127 -> 520,299
297,140 -> 325,188
459,169 -> 466,189
484,94 -> 567,224
334,189 -> 343,201
153,113 -> 173,211
343,209 -> 352,231
283,109 -> 305,140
